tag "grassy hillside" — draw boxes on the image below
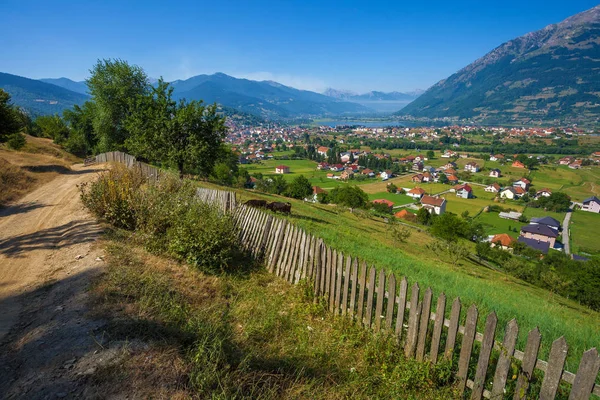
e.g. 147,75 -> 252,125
0,135 -> 80,206
201,182 -> 600,372
90,232 -> 458,398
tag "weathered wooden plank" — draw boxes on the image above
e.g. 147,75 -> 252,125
267,219 -> 283,270
264,217 -> 279,264
404,283 -> 420,357
514,327 -> 542,400
306,235 -> 315,279
491,319 -> 518,399
334,252 -> 344,315
445,297 -> 462,360
364,267 -> 376,328
239,206 -> 256,249
312,239 -> 322,296
569,348 -> 600,400
277,223 -> 293,277
254,211 -> 269,255
356,261 -> 368,324
295,231 -> 307,282
374,269 -> 386,331
286,226 -> 300,282
539,337 -> 569,400
384,273 -> 396,331
349,258 -> 359,319
416,287 -> 433,362
282,224 -> 297,278
395,277 -> 408,340
341,255 -> 351,316
286,227 -> 301,282
258,215 -> 274,260
319,242 -> 327,297
269,220 -> 287,272
324,246 -> 333,305
329,249 -> 337,312
299,231 -> 310,280
457,304 -> 479,396
471,312 -> 498,400
430,292 -> 446,364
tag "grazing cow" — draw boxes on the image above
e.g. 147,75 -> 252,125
267,201 -> 292,214
244,199 -> 268,208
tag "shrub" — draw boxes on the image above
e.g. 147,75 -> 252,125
6,133 -> 26,150
80,164 -> 242,274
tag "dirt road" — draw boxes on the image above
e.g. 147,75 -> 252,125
0,164 -> 115,398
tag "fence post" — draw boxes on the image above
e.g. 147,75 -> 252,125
445,297 -> 462,360
395,277 -> 408,340
471,312 -> 498,400
430,292 -> 446,364
384,273 -> 396,331
491,319 -> 519,398
416,287 -> 433,362
569,348 -> 600,400
539,337 -> 569,400
341,255 -> 352,316
514,327 -> 542,400
457,304 -> 479,396
404,283 -> 420,358
374,269 -> 386,332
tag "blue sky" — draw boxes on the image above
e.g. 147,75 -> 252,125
1,0 -> 598,93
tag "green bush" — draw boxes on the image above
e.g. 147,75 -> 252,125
6,133 -> 26,150
81,165 -> 242,273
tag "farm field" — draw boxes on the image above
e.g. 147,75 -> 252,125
475,211 -> 520,238
367,192 -> 414,206
522,206 -> 566,223
570,210 -> 600,256
201,181 -> 600,371
242,158 -> 377,190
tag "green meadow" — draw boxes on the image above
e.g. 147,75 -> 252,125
199,181 -> 600,372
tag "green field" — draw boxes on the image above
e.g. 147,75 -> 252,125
204,182 -> 600,371
523,206 -> 566,224
242,158 -> 377,190
474,211 -> 520,238
570,210 -> 600,256
367,192 -> 415,206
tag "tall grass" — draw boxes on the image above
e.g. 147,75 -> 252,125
94,236 -> 459,399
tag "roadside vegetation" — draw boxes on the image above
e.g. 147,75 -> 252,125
83,164 -> 458,399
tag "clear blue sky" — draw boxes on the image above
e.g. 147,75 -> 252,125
1,0 -> 598,93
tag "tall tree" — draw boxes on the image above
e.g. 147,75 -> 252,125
125,79 -> 227,176
0,89 -> 21,143
87,59 -> 149,152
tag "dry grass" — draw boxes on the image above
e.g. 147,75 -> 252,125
0,135 -> 79,207
89,230 -> 459,399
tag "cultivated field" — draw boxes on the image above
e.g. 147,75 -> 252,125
570,210 -> 600,256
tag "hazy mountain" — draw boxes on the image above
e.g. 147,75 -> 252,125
323,88 -> 422,113
399,5 -> 600,125
39,77 -> 88,95
0,72 -> 89,116
171,73 -> 371,119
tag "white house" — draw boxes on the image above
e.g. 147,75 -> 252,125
582,196 -> 600,213
464,162 -> 480,173
275,165 -> 290,174
500,187 -> 525,199
421,195 -> 446,215
455,184 -> 473,199
489,154 -> 504,162
513,178 -> 531,190
380,170 -> 393,180
485,183 -> 501,193
489,169 -> 501,178
407,187 -> 426,199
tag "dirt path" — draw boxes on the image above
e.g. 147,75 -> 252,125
0,164 -> 117,399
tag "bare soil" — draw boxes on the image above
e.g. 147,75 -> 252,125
0,163 -> 130,399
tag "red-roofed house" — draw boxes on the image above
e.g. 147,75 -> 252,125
455,184 -> 473,199
373,199 -> 394,211
275,165 -> 290,174
512,160 -> 526,169
407,187 -> 426,199
490,234 -> 515,251
421,195 -> 446,215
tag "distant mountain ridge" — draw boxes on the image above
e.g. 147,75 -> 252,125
323,87 -> 422,113
0,72 -> 89,116
39,78 -> 88,95
170,73 -> 371,118
399,5 -> 600,125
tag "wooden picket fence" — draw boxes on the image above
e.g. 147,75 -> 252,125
94,151 -> 161,182
89,154 -> 600,399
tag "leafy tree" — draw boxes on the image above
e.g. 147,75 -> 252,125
430,213 -> 469,242
0,89 -> 21,143
87,59 -> 149,152
387,183 -> 398,193
329,186 -> 368,210
533,192 -> 571,212
35,115 -> 69,143
271,175 -> 288,195
316,192 -> 329,204
286,175 -> 312,199
125,79 -> 227,176
212,162 -> 233,185
63,101 -> 97,155
438,173 -> 449,184
416,207 -> 433,225
372,202 -> 393,214
389,222 -> 412,243
426,150 -> 435,160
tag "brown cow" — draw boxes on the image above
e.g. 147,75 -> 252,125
266,201 -> 292,214
244,199 -> 268,208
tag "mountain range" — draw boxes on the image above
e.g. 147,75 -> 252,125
323,88 -> 423,112
0,72 -> 89,116
1,72 -> 374,119
399,5 -> 600,125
